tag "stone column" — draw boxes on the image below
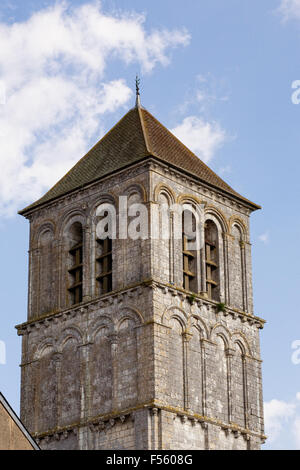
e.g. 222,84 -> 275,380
27,247 -> 35,319
196,250 -> 202,294
169,210 -> 175,284
108,332 -> 119,410
35,248 -> 41,316
199,207 -> 206,294
20,330 -> 28,418
182,332 -> 192,412
257,359 -> 264,435
242,354 -> 249,429
240,240 -> 248,312
90,217 -> 97,298
201,421 -> 209,450
151,407 -> 159,450
83,224 -> 92,302
200,339 -> 209,417
57,240 -> 65,310
50,239 -> 59,312
77,342 -> 92,450
20,332 -> 36,430
52,352 -> 62,429
225,347 -> 235,423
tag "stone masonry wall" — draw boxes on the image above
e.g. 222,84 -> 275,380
18,159 -> 265,449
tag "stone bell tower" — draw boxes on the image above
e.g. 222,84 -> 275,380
16,90 -> 266,450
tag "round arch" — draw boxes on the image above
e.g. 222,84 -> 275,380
115,306 -> 144,330
123,183 -> 147,203
161,306 -> 188,330
204,205 -> 229,234
229,216 -> 248,240
231,331 -> 252,357
57,326 -> 84,351
210,323 -> 232,349
33,220 -> 56,247
153,183 -> 176,205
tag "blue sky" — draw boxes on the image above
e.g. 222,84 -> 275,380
0,0 -> 300,450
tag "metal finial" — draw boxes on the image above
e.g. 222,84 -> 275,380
136,75 -> 140,95
135,74 -> 141,107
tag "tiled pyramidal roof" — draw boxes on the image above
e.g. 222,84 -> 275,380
19,106 -> 260,214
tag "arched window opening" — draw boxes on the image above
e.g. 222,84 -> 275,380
96,211 -> 112,295
205,220 -> 220,301
68,222 -> 83,305
182,209 -> 197,293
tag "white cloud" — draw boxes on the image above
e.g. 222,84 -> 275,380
259,231 -> 269,244
264,393 -> 300,448
171,73 -> 231,162
171,116 -> 227,163
264,399 -> 296,443
0,1 -> 190,216
277,0 -> 300,22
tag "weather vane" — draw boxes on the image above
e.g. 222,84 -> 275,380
135,74 -> 141,107
136,74 -> 140,96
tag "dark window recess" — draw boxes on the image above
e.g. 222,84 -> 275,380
96,237 -> 112,295
68,241 -> 83,305
182,234 -> 196,291
182,210 -> 197,293
205,221 -> 220,301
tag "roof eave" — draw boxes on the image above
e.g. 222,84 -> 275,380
148,154 -> 261,212
18,154 -> 152,217
19,153 -> 261,218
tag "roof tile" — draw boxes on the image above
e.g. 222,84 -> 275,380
19,106 -> 260,214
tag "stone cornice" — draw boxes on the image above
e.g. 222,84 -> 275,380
151,279 -> 266,328
16,278 -> 265,335
32,400 -> 267,444
15,280 -> 152,333
22,155 -> 258,222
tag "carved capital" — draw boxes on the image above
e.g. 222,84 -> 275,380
52,352 -> 62,363
225,348 -> 236,358
151,407 -> 159,417
199,420 -> 208,430
222,232 -> 232,241
180,414 -> 187,423
182,331 -> 193,343
108,333 -> 118,356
